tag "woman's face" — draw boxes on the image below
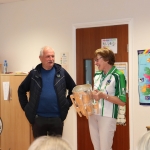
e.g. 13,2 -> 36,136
94,54 -> 107,71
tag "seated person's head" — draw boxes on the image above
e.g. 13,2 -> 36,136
28,136 -> 72,150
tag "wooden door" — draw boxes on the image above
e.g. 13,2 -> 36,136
76,25 -> 129,150
0,75 -> 31,150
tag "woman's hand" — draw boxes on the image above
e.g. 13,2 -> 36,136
92,90 -> 125,106
92,90 -> 104,101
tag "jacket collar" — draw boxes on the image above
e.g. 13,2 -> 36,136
35,63 -> 61,74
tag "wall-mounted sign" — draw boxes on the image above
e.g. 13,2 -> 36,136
60,52 -> 69,71
101,38 -> 117,53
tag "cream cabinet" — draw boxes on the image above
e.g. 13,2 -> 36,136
0,74 -> 32,150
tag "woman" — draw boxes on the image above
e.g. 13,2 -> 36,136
88,47 -> 126,150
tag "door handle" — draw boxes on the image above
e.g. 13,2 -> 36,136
9,87 -> 12,100
0,118 -> 3,134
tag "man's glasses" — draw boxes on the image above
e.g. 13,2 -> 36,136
94,57 -> 102,62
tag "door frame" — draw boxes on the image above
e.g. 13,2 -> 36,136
72,18 -> 134,150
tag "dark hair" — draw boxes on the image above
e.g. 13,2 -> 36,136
94,47 -> 115,65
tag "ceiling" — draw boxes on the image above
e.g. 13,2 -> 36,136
0,0 -> 24,4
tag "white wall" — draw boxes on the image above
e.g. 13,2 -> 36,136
0,0 -> 150,149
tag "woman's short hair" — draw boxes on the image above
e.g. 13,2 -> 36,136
28,136 -> 72,150
94,47 -> 115,65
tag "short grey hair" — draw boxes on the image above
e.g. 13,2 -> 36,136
28,136 -> 72,150
39,46 -> 54,56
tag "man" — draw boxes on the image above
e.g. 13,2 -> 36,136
18,46 -> 76,138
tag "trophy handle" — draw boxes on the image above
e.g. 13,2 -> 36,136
70,95 -> 82,117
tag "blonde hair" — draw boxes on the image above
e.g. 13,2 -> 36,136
28,136 -> 72,150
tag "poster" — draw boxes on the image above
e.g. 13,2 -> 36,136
114,62 -> 128,93
114,62 -> 128,125
101,38 -> 117,53
60,52 -> 69,71
138,49 -> 150,105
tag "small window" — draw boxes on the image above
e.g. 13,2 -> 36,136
84,59 -> 92,84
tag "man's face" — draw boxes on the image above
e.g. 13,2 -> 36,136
39,48 -> 55,70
